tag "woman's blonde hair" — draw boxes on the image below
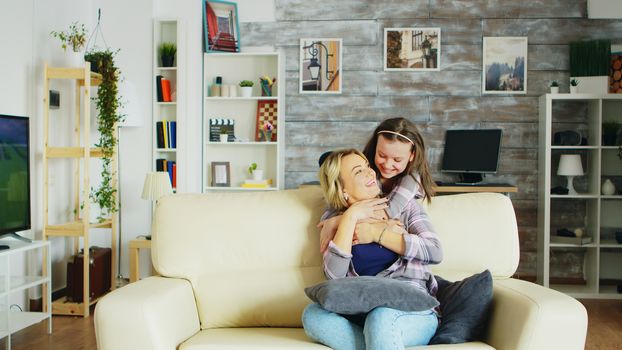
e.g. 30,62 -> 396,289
318,148 -> 367,211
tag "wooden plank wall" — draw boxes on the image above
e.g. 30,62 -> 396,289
239,0 -> 622,278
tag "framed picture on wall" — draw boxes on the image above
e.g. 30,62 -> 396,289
299,38 -> 342,94
211,161 -> 231,187
203,0 -> 240,53
482,37 -> 528,94
384,28 -> 441,71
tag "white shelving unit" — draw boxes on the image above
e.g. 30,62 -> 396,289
0,240 -> 51,348
538,93 -> 622,299
202,52 -> 284,192
153,19 -> 185,192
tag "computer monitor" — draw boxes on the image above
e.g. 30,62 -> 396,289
441,129 -> 502,184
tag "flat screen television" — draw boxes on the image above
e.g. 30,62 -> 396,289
0,114 -> 31,242
441,129 -> 502,184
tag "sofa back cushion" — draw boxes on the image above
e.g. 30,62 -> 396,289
152,187 -> 326,329
422,192 -> 519,278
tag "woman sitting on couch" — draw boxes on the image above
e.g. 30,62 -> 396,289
302,149 -> 443,350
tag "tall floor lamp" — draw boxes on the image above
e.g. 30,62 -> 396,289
117,80 -> 142,281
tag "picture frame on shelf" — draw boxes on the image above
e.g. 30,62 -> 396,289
299,38 -> 342,94
203,0 -> 240,53
211,161 -> 231,187
384,27 -> 441,71
482,37 -> 527,94
255,99 -> 278,142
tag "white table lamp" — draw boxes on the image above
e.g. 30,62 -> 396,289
142,172 -> 173,201
557,154 -> 584,195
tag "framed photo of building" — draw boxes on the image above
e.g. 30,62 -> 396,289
482,37 -> 528,94
203,0 -> 240,53
299,38 -> 342,94
211,161 -> 231,187
384,28 -> 441,71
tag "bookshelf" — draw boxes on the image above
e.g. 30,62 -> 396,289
153,19 -> 185,191
538,93 -> 622,299
42,63 -> 117,316
202,52 -> 284,192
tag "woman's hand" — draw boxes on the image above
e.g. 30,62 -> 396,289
344,197 -> 388,222
354,218 -> 402,244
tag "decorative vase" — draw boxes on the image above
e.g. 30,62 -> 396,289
261,82 -> 272,96
220,134 -> 228,143
550,86 -> 559,94
240,86 -> 253,98
260,130 -> 272,142
570,86 -> 579,93
602,179 -> 616,195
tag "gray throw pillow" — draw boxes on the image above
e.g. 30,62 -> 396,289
429,270 -> 493,344
304,276 -> 439,315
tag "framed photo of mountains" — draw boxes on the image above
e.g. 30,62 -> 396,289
482,37 -> 527,94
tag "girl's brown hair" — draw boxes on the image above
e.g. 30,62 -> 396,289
362,118 -> 435,202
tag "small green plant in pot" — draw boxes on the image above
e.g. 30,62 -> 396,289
248,162 -> 263,180
51,22 -> 88,52
602,120 -> 620,146
159,42 -> 176,67
239,80 -> 254,97
550,81 -> 559,93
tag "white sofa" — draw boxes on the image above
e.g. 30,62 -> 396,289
95,187 -> 587,350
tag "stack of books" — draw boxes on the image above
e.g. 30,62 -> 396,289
550,235 -> 592,245
241,179 -> 272,189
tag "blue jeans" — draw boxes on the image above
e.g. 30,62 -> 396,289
302,303 -> 438,350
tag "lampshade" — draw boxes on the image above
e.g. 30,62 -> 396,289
557,154 -> 584,176
141,172 -> 172,201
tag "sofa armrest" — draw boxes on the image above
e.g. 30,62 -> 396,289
95,276 -> 200,350
486,278 -> 587,350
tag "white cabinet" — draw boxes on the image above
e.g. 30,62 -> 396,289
202,52 -> 284,191
538,93 -> 622,299
0,240 -> 51,348
153,19 -> 185,191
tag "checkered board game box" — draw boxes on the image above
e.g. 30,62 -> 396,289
255,99 -> 278,141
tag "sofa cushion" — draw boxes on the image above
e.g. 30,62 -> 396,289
422,193 -> 519,278
429,270 -> 493,344
304,276 -> 439,315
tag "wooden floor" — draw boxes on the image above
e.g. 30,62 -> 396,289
1,300 -> 621,349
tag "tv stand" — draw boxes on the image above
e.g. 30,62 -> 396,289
0,232 -> 32,243
458,173 -> 483,184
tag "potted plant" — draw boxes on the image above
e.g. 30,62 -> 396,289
219,126 -> 229,143
550,81 -> 559,94
569,39 -> 611,94
602,120 -> 620,146
248,162 -> 263,180
51,22 -> 88,53
239,80 -> 254,97
159,42 -> 176,67
84,48 -> 123,221
569,78 -> 579,94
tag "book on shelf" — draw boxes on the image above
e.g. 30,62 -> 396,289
241,179 -> 272,188
170,121 -> 177,148
156,75 -> 163,102
161,78 -> 172,102
156,121 -> 165,148
550,235 -> 593,245
162,119 -> 168,148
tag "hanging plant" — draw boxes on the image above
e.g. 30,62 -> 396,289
85,48 -> 124,221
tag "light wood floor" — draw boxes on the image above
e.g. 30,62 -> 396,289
1,300 -> 621,349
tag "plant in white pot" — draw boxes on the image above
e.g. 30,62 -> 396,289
248,162 -> 263,181
239,80 -> 254,98
550,81 -> 559,94
219,127 -> 229,142
569,39 -> 611,94
569,78 -> 579,93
